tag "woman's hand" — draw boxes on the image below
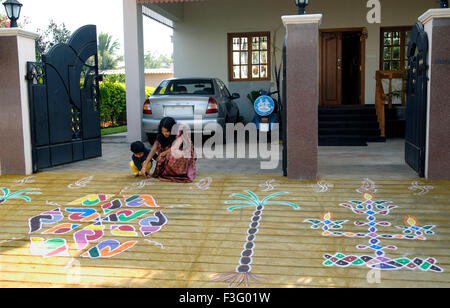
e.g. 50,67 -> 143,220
159,149 -> 171,157
141,164 -> 150,178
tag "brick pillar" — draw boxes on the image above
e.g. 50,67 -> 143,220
418,9 -> 450,180
282,14 -> 322,180
0,28 -> 38,175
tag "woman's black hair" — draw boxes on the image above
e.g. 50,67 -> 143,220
157,117 -> 177,148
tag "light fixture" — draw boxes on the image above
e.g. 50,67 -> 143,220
2,0 -> 22,28
295,0 -> 310,15
441,0 -> 449,8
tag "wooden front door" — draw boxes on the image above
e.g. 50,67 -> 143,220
320,32 -> 342,106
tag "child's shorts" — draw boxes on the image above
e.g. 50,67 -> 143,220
130,161 -> 152,176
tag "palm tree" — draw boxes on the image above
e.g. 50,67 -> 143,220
0,188 -> 41,205
211,190 -> 299,287
98,32 -> 121,70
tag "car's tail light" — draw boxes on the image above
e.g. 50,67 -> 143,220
206,97 -> 218,114
143,98 -> 152,115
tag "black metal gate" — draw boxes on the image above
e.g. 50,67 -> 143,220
405,22 -> 429,178
27,25 -> 102,172
282,36 -> 287,176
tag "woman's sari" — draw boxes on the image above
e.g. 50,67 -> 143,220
152,126 -> 196,183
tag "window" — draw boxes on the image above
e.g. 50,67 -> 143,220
154,79 -> 215,96
380,27 -> 412,71
228,32 -> 271,81
216,79 -> 231,98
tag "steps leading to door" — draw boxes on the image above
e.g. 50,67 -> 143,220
319,106 -> 386,146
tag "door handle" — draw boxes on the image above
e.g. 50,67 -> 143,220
338,58 -> 342,70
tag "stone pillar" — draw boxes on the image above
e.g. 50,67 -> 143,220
282,14 -> 322,180
123,0 -> 146,143
0,28 -> 39,175
418,9 -> 450,180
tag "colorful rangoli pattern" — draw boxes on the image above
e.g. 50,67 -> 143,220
305,189 -> 443,273
27,194 -> 168,259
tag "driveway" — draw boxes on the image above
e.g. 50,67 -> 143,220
0,172 -> 448,287
44,134 -> 417,178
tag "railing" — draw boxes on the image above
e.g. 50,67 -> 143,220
375,70 -> 406,137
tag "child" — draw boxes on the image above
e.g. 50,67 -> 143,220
130,141 -> 153,177
142,117 -> 196,183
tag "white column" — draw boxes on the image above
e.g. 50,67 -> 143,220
123,0 -> 146,143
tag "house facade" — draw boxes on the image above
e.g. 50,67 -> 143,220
141,0 -> 436,122
122,0 -> 449,180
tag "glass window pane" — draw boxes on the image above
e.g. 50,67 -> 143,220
252,65 -> 259,78
383,32 -> 392,46
241,66 -> 248,79
241,52 -> 248,65
384,47 -> 392,60
383,61 -> 391,70
233,66 -> 240,79
260,36 -> 268,50
233,38 -> 240,51
260,51 -> 268,64
393,32 -> 401,45
252,52 -> 260,64
393,46 -> 400,60
260,65 -> 268,78
392,61 -> 400,70
233,52 -> 240,65
241,38 -> 248,51
252,37 -> 259,50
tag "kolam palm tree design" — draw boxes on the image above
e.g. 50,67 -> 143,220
211,190 -> 299,287
0,188 -> 41,205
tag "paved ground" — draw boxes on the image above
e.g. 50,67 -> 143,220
46,135 -> 417,179
0,172 -> 448,287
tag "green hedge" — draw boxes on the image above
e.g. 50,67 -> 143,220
99,81 -> 155,127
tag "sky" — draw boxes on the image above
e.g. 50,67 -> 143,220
16,0 -> 173,57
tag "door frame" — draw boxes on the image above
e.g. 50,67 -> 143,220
319,27 -> 366,106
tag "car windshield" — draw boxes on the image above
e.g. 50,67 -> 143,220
154,79 -> 215,96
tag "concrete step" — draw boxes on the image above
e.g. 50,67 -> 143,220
319,135 -> 367,146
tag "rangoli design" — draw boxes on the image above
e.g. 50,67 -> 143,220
26,194 -> 168,259
211,190 -> 300,287
119,179 -> 153,195
190,177 -> 212,191
312,180 -> 334,193
259,180 -> 280,192
409,181 -> 434,196
68,176 -> 93,189
356,178 -> 377,194
305,189 -> 443,273
12,176 -> 35,186
0,187 -> 41,205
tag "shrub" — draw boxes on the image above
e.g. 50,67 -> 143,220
98,81 -> 155,128
99,82 -> 126,127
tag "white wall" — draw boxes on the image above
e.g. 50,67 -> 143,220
158,0 -> 436,120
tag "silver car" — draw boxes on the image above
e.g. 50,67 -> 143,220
142,78 -> 240,142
